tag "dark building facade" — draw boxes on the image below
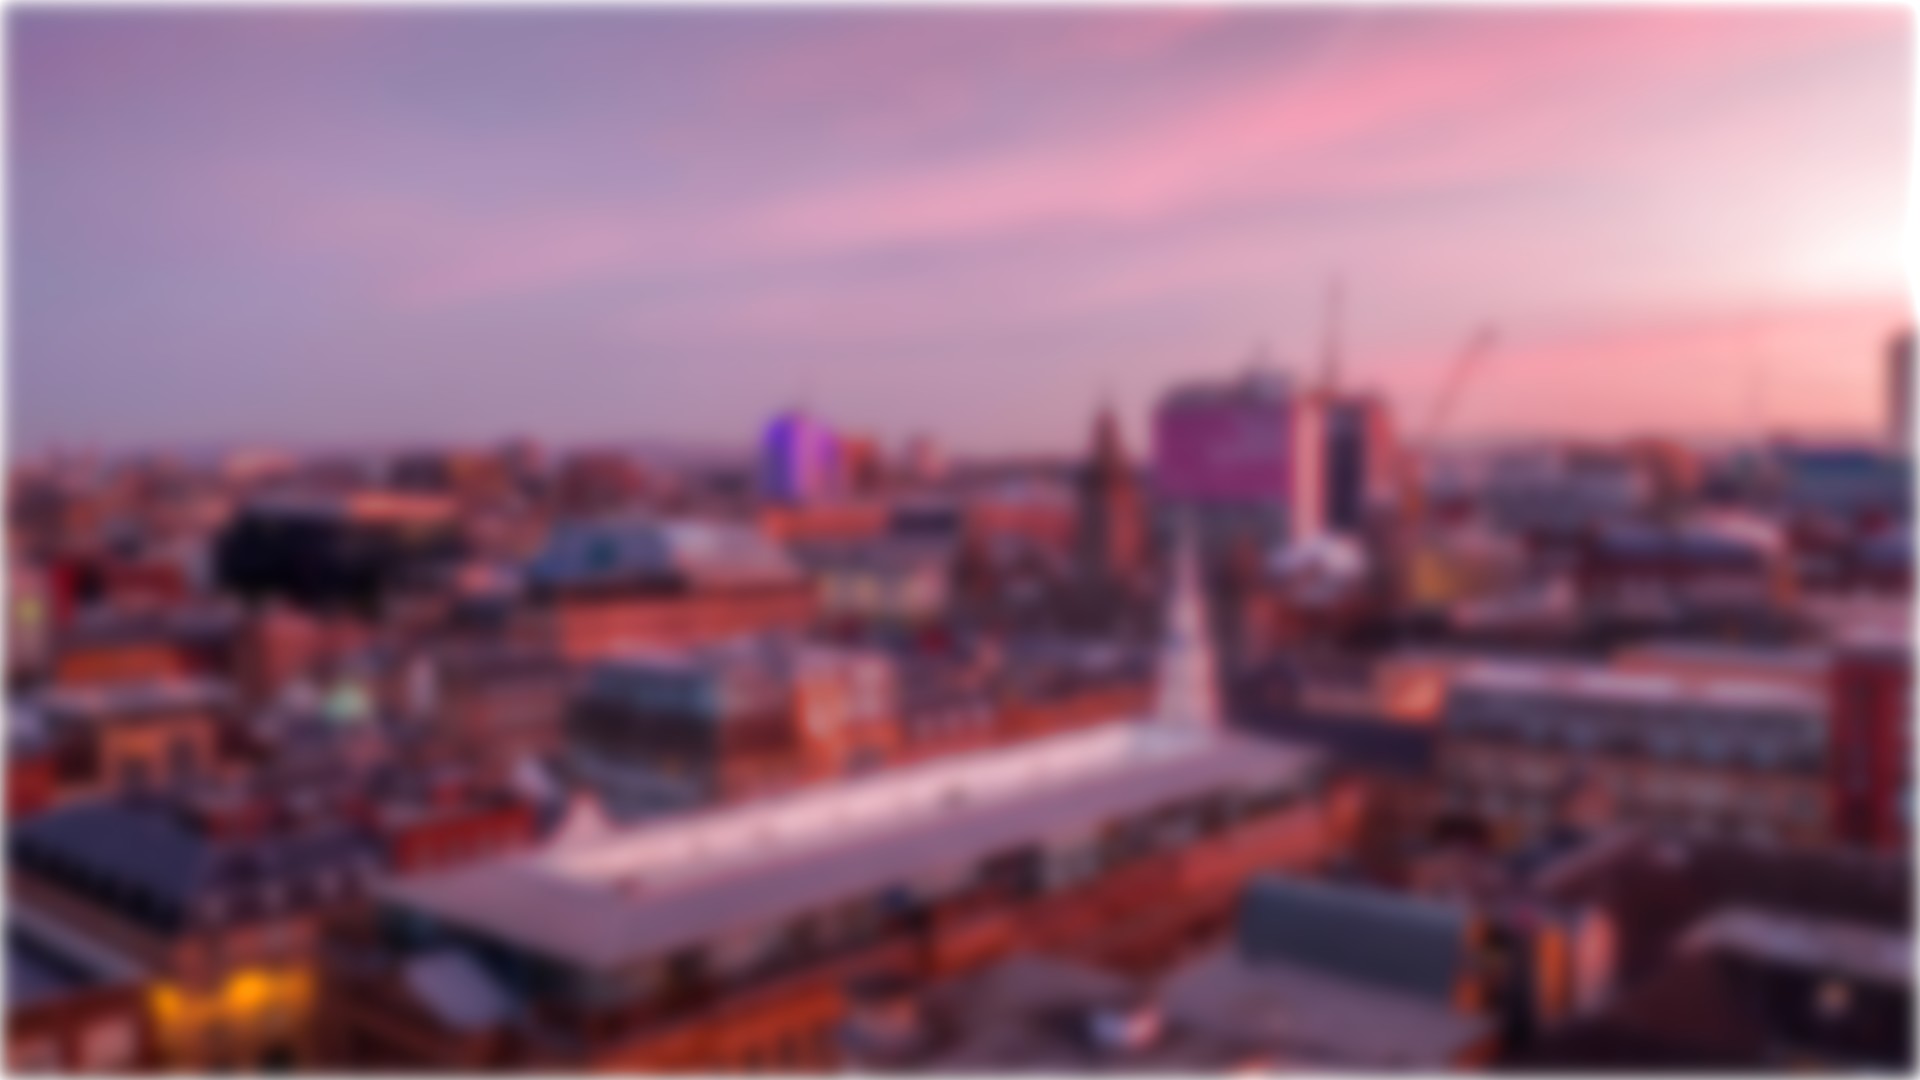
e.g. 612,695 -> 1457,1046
213,496 -> 466,617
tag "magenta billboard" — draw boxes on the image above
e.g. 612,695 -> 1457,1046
1153,396 -> 1295,505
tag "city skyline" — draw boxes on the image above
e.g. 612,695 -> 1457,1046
10,5 -> 1913,457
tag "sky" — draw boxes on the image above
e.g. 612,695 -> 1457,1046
8,5 -> 1914,458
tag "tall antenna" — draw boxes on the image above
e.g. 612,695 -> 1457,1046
1320,273 -> 1344,395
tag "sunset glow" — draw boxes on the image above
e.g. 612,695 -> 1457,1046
9,6 -> 1912,453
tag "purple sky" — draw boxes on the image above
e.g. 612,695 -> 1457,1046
10,6 -> 1912,457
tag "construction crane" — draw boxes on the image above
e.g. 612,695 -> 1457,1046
1422,324 -> 1499,447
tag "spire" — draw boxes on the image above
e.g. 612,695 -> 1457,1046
1152,517 -> 1221,731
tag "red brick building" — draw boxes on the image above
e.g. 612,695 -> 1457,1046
374,797 -> 539,875
52,605 -> 243,689
9,745 -> 61,818
7,898 -> 152,1073
316,725 -> 1355,1071
1828,629 -> 1911,853
524,518 -> 818,659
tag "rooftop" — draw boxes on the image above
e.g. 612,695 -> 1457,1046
36,677 -> 235,723
8,896 -> 145,1012
60,602 -> 243,648
379,723 -> 1320,973
1234,709 -> 1437,777
13,796 -> 380,936
243,489 -> 458,527
1159,946 -> 1492,1067
902,953 -> 1254,1072
1236,875 -> 1473,1003
1534,832 -> 1912,986
528,515 -> 801,592
1683,907 -> 1911,989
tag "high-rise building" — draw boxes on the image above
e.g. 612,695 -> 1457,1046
1153,368 -> 1313,550
1320,393 -> 1399,534
1076,405 -> 1146,582
1152,368 -> 1400,552
761,410 -> 842,505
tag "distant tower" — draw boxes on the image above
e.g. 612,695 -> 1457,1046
1078,403 -> 1146,582
1153,519 -> 1221,730
1889,329 -> 1913,457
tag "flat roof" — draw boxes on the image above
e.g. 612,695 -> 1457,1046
379,723 -> 1320,974
37,677 -> 234,721
1161,948 -> 1492,1067
8,897 -> 145,1011
1802,596 -> 1913,652
1683,907 -> 1912,988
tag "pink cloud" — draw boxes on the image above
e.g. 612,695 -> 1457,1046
350,7 -> 1901,313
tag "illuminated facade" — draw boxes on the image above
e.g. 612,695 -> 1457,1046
10,798 -> 381,1070
761,411 -> 844,505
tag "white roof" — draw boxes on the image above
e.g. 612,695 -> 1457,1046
378,724 -> 1319,973
1683,907 -> 1911,988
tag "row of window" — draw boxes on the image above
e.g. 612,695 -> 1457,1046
9,1018 -> 139,1072
1451,782 -> 1821,826
1449,719 -> 1821,768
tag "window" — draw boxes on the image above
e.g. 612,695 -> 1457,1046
11,1038 -> 61,1072
1816,978 -> 1853,1021
80,1019 -> 138,1070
